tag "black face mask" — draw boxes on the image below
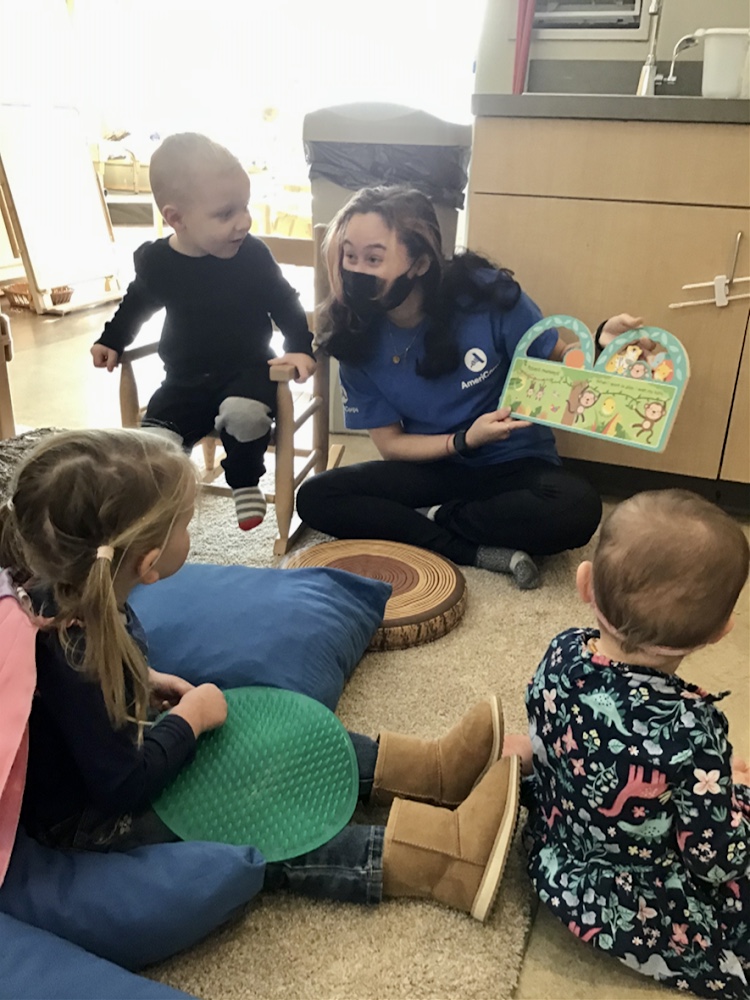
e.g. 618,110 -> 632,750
342,269 -> 417,318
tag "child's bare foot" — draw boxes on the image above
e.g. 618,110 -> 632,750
503,733 -> 534,776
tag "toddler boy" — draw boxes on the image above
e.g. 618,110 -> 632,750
92,132 -> 315,530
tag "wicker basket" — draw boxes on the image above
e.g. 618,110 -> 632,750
3,282 -> 73,309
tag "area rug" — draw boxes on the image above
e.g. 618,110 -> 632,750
0,427 -> 62,496
145,491 -> 602,1000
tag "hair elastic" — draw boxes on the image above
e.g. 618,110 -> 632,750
96,545 -> 115,562
590,600 -> 703,659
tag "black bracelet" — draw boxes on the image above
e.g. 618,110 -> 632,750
453,428 -> 474,457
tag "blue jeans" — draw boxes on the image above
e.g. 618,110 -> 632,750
262,732 -> 384,905
46,733 -> 384,905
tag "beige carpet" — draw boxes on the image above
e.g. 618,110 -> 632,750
146,492 -> 603,1000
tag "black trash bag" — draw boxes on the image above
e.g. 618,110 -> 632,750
304,140 -> 470,209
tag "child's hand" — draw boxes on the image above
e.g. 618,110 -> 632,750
598,314 -> 658,354
170,683 -> 228,737
91,344 -> 120,372
269,353 -> 317,383
503,733 -> 534,776
149,668 -> 194,711
732,757 -> 750,785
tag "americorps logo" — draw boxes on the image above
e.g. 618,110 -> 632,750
464,348 -> 487,373
340,383 -> 359,414
461,346 -> 499,389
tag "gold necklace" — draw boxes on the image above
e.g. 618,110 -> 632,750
388,326 -> 421,365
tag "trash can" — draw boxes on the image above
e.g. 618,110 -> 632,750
303,103 -> 472,430
303,102 -> 471,256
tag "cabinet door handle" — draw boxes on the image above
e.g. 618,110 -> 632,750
727,231 -> 742,286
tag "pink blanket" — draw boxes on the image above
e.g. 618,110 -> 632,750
0,571 -> 37,885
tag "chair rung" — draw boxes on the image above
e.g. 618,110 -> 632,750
201,480 -> 232,496
122,342 -> 160,362
293,396 -> 322,432
293,449 -> 321,489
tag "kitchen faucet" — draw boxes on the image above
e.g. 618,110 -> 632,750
663,34 -> 701,85
636,0 -> 664,96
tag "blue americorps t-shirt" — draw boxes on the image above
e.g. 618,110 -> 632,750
338,282 -> 561,468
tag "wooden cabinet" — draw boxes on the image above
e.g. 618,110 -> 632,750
467,117 -> 750,482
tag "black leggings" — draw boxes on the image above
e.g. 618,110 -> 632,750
296,457 -> 602,566
142,368 -> 277,490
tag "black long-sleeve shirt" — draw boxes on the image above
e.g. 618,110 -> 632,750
20,598 -> 195,839
96,236 -> 313,379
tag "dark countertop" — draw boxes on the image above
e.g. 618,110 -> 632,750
472,93 -> 750,124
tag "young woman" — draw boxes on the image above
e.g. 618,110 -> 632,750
297,186 -> 638,589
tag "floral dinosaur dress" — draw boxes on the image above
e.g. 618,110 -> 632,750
523,627 -> 750,999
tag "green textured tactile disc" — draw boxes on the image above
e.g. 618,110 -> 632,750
152,686 -> 359,862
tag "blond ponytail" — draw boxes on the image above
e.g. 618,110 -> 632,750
2,429 -> 196,732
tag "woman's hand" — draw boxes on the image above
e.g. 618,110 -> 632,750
598,313 -> 658,354
370,412 -> 529,463
465,408 -> 531,449
148,668 -> 194,711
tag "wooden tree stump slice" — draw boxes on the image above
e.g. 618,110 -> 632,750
284,539 -> 466,650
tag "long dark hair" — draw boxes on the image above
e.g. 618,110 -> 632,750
319,186 -> 521,379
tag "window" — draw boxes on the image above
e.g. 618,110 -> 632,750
70,0 -> 485,182
533,0 -> 643,29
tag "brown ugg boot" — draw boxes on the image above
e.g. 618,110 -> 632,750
371,696 -> 503,807
382,755 -> 521,922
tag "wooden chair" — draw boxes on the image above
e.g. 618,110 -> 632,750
119,226 -> 344,555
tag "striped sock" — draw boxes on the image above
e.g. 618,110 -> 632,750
233,486 -> 266,531
475,546 -> 541,590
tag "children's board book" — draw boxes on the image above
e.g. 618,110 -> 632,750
498,316 -> 690,453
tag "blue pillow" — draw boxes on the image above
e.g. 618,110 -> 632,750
0,913 -> 193,1000
130,564 -> 391,711
0,829 -> 265,971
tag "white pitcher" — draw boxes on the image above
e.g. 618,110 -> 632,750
697,28 -> 750,99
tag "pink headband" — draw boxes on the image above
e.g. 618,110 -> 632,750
590,600 -> 704,659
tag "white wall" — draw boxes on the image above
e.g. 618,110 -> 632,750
475,0 -> 750,95
0,1 -> 79,106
